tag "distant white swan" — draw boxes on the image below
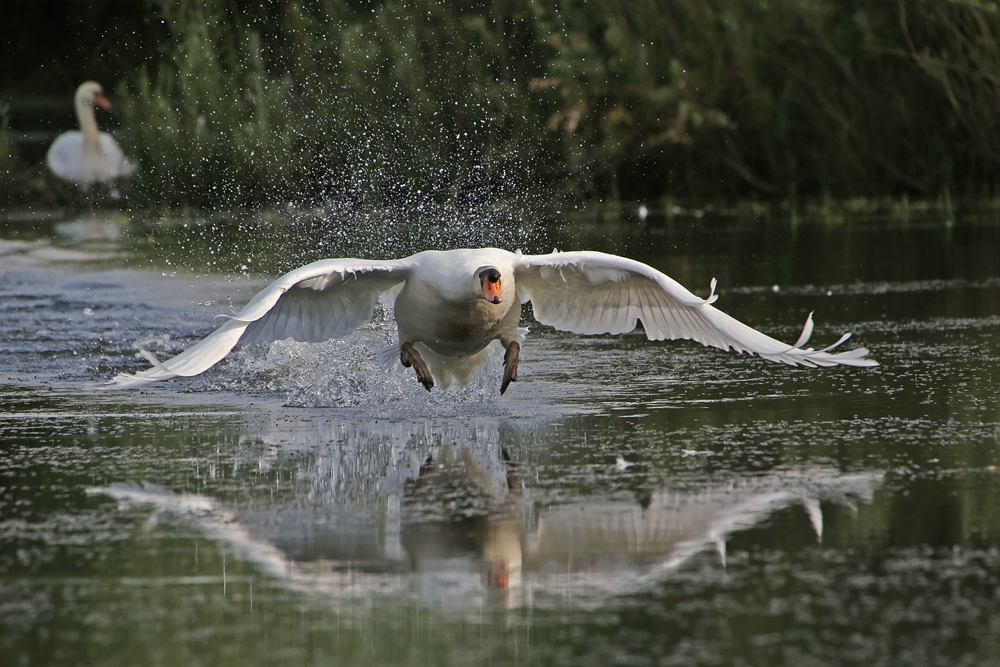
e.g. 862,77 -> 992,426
46,81 -> 136,190
103,248 -> 878,392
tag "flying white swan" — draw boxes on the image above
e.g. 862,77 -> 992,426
46,81 -> 136,190
103,248 -> 877,393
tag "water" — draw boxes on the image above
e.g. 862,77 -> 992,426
2,207 -> 1000,666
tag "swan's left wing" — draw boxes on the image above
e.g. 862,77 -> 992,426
514,250 -> 877,367
102,258 -> 411,389
97,132 -> 138,178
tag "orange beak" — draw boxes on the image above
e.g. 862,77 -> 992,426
489,560 -> 509,590
95,92 -> 111,110
482,276 -> 502,304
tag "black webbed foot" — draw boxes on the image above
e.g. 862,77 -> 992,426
400,342 -> 434,391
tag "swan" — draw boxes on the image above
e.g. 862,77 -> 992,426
102,248 -> 877,392
46,81 -> 136,190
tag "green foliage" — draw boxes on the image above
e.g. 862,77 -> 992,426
902,0 -> 1000,183
119,0 -> 313,206
528,0 -> 739,199
15,0 -> 1000,208
529,0 -> 1000,201
119,0 -> 559,209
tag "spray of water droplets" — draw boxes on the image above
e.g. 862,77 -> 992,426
125,31 -> 585,401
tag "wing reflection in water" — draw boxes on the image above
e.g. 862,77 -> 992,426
89,418 -> 881,607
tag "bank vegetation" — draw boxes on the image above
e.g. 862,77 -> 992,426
4,0 -> 1000,211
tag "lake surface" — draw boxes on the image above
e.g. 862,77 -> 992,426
2,206 -> 1000,666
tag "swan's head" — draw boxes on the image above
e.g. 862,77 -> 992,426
75,81 -> 111,110
478,267 -> 503,304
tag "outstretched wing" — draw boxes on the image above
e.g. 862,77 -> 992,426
102,258 -> 411,389
514,250 -> 876,367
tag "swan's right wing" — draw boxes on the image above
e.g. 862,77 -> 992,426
514,250 -> 877,368
97,132 -> 137,178
102,258 -> 411,389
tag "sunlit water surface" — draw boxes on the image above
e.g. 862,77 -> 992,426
3,209 -> 1000,666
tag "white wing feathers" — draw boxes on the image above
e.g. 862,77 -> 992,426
102,258 -> 409,389
515,251 -> 877,368
46,132 -> 135,187
238,261 -> 405,344
102,248 -> 875,391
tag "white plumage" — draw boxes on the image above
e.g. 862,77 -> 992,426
103,248 -> 877,392
46,81 -> 136,190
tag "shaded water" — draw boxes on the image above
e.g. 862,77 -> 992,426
2,208 -> 1000,666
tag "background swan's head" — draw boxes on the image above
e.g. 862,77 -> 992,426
75,81 -> 111,110
478,266 -> 503,304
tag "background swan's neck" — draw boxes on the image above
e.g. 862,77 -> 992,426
75,99 -> 101,148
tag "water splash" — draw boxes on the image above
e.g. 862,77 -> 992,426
194,305 -> 514,414
135,73 -> 569,275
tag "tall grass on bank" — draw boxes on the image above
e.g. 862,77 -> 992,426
533,0 -> 1000,201
119,0 -> 560,210
8,0 -> 1000,209
120,1 -> 311,207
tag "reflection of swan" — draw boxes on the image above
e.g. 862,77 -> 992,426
88,458 -> 881,606
103,248 -> 877,392
46,81 -> 136,191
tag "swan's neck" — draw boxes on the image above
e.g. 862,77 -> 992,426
75,100 -> 101,148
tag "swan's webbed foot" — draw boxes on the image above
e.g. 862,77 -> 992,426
400,341 -> 434,391
501,341 -> 520,395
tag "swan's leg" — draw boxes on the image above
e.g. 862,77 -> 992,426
400,342 -> 434,391
502,449 -> 522,495
501,341 -> 520,395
